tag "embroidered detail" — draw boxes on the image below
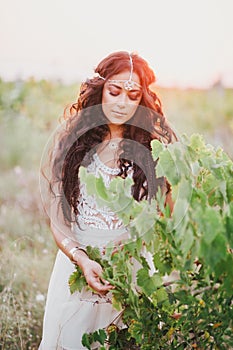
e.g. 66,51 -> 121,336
92,153 -> 120,176
77,153 -> 130,230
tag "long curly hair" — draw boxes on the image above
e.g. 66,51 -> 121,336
48,51 -> 177,223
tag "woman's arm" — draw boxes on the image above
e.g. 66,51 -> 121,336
49,195 -> 113,293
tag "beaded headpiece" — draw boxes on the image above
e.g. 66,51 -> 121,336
94,53 -> 142,91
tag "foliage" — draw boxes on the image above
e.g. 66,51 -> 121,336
69,134 -> 233,349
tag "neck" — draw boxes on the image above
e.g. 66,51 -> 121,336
108,123 -> 124,139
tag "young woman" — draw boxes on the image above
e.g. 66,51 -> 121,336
39,51 -> 176,349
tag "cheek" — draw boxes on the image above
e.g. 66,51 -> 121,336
128,103 -> 139,116
102,91 -> 108,104
102,90 -> 111,117
102,86 -> 114,105
102,103 -> 112,119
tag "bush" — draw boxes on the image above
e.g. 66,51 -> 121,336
70,134 -> 233,349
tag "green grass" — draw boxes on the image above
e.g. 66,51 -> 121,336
0,78 -> 232,349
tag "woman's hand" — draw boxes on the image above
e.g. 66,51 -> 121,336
74,251 -> 113,294
83,259 -> 113,294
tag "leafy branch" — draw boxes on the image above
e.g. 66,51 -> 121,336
69,133 -> 233,349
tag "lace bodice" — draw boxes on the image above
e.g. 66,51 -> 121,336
76,153 -> 131,230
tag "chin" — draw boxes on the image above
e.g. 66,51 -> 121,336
109,119 -> 124,125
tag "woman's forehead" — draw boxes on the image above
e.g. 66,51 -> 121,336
105,70 -> 142,91
108,70 -> 141,85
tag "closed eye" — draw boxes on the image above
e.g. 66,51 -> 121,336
108,84 -> 121,97
107,84 -> 142,101
109,91 -> 120,97
128,92 -> 142,101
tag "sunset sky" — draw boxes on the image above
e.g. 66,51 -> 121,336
0,0 -> 232,88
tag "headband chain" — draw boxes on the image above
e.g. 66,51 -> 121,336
93,53 -> 142,91
129,53 -> 133,81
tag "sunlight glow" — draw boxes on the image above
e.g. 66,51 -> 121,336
0,0 -> 232,88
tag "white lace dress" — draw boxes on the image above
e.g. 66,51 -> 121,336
39,153 -> 130,350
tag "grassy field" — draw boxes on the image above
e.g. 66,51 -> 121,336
0,78 -> 232,349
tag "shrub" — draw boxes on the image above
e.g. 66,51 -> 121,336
69,134 -> 233,349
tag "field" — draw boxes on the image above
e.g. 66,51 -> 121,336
0,78 -> 232,349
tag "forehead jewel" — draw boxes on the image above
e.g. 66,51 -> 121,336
93,53 -> 142,91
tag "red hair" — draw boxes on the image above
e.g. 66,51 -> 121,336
47,51 -> 176,223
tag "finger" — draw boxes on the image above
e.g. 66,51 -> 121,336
100,277 -> 113,287
90,280 -> 114,293
111,248 -> 118,256
87,274 -> 112,289
111,244 -> 123,256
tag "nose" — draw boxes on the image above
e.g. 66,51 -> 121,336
116,93 -> 127,109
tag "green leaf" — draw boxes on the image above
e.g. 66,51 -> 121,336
226,202 -> 233,247
151,139 -> 164,160
95,176 -> 109,200
68,268 -> 87,294
111,293 -> 123,311
156,148 -> 180,185
137,268 -> 162,296
86,246 -> 102,261
94,329 -> 107,345
189,133 -> 206,152
200,234 -> 227,269
82,333 -> 91,349
179,226 -> 194,256
172,198 -> 190,230
197,207 -> 223,244
153,253 -> 172,274
171,141 -> 192,178
156,287 -> 169,304
131,204 -> 155,236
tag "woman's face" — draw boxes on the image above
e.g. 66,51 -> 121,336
102,70 -> 142,125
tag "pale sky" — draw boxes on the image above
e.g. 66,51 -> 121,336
0,0 -> 233,88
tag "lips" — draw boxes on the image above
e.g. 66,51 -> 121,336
112,110 -> 127,117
